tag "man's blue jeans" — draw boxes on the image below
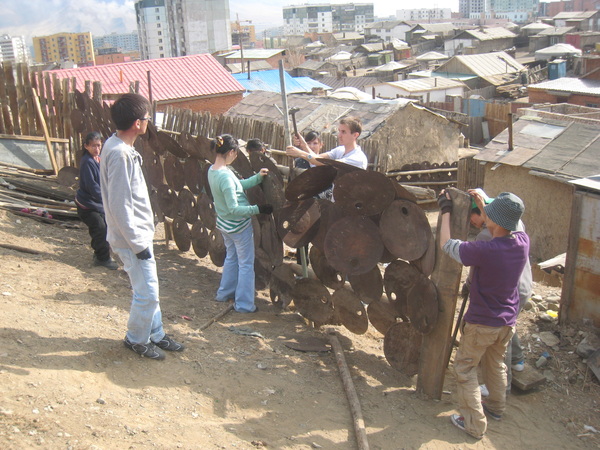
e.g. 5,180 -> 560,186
215,226 -> 256,313
113,246 -> 165,344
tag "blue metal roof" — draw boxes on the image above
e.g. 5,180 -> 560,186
232,69 -> 330,94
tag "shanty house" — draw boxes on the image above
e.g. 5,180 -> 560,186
406,23 -> 458,45
46,54 -> 245,114
221,49 -> 287,69
529,27 -> 575,52
474,103 -> 600,263
444,27 -> 517,57
231,69 -> 331,95
553,11 -> 599,32
294,60 -> 338,78
224,91 -> 461,171
363,21 -> 413,42
365,77 -> 466,102
528,78 -> 600,107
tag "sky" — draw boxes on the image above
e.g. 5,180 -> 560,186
1,0 -> 459,45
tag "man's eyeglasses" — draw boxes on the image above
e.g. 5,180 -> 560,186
140,116 -> 152,121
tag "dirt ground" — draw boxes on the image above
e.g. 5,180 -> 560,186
0,208 -> 599,450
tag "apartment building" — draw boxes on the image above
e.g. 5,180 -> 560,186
396,8 -> 452,21
459,0 -> 538,23
283,3 -> 374,36
0,35 -> 29,64
33,32 -> 94,66
136,0 -> 231,60
93,32 -> 140,53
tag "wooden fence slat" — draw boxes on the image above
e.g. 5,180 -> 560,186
5,62 -> 21,135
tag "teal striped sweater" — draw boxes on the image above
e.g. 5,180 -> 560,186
207,166 -> 263,233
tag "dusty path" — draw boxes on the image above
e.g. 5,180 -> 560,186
0,209 -> 598,449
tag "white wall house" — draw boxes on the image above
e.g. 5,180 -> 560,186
365,77 -> 466,102
364,21 -> 412,42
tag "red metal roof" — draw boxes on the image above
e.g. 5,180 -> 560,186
47,54 -> 245,102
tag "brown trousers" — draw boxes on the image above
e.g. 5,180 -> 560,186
454,322 -> 514,439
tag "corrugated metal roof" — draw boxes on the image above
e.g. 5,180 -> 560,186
521,22 -> 553,30
416,51 -> 449,61
224,49 -> 285,60
456,27 -> 517,41
529,77 -> 600,96
317,76 -> 375,90
570,174 -> 600,191
413,23 -> 456,33
226,61 -> 273,74
554,11 -> 598,20
437,52 -> 525,77
383,77 -> 465,92
232,69 -> 330,94
537,26 -> 574,36
47,54 -> 244,102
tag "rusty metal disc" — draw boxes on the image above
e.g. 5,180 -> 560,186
392,181 -> 418,202
157,130 -> 188,158
324,216 -> 383,275
70,109 -> 86,133
333,171 -> 396,216
172,217 -> 191,252
383,260 -> 421,320
270,263 -> 296,308
196,134 -> 215,163
190,219 -> 209,258
255,247 -> 272,291
406,274 -> 439,335
252,216 -> 262,248
74,89 -> 88,111
179,132 -> 202,159
246,185 -> 266,206
309,245 -> 345,290
261,215 -> 284,267
157,184 -> 178,218
202,163 -> 213,200
332,288 -> 368,335
310,200 -> 342,251
318,157 -> 363,176
380,247 -> 396,264
208,229 -> 226,267
146,122 -> 160,151
230,149 -> 254,179
348,265 -> 383,304
149,189 -> 164,223
291,278 -> 334,326
285,165 -> 337,202
163,154 -> 185,192
275,199 -> 321,249
380,199 -> 431,261
197,192 -> 217,230
383,322 -> 422,376
249,151 -> 285,210
57,166 -> 79,187
183,158 -> 203,194
145,152 -> 164,187
178,188 -> 198,223
366,298 -> 402,335
411,233 -> 436,277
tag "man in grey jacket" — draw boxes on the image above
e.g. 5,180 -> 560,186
100,93 -> 184,360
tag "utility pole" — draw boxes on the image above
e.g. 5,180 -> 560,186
235,13 -> 252,74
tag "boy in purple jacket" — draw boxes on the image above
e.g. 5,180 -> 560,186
438,190 -> 530,440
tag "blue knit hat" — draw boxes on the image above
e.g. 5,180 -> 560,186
483,192 -> 524,232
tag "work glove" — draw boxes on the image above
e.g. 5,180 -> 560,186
258,204 -> 273,215
136,247 -> 152,260
437,191 -> 453,215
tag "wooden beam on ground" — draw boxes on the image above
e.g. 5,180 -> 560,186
31,87 -> 58,175
198,304 -> 234,331
0,242 -> 41,254
417,188 -> 471,399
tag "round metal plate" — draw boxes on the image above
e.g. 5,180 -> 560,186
406,274 -> 439,335
74,89 -> 88,111
324,216 -> 383,275
270,263 -> 296,308
275,199 -> 321,249
202,163 -> 213,200
145,152 -> 164,188
70,109 -> 86,133
230,149 -> 254,179
196,134 -> 215,163
179,132 -> 202,159
178,188 -> 198,224
332,288 -> 368,335
255,247 -> 272,291
57,166 -> 79,187
157,184 -> 178,218
208,229 -> 226,267
246,185 -> 266,206
333,171 -> 395,216
411,233 -> 436,277
317,157 -> 363,175
348,265 -> 383,304
172,217 -> 191,252
291,278 -> 334,326
183,158 -> 203,194
163,154 -> 185,192
309,245 -> 345,290
190,219 -> 209,258
380,199 -> 431,261
285,165 -> 337,202
366,298 -> 401,335
383,322 -> 422,376
158,130 -> 188,158
309,199 -> 342,251
392,181 -> 418,202
260,215 -> 284,267
383,260 -> 421,321
197,192 -> 217,230
249,152 -> 285,210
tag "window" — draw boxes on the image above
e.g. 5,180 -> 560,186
157,23 -> 161,28
157,16 -> 160,20
155,8 -> 159,12
158,31 -> 162,35
158,39 -> 162,43
160,53 -> 164,57
159,46 -> 163,50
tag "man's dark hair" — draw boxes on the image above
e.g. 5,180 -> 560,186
110,93 -> 150,131
305,130 -> 321,142
246,138 -> 264,153
339,116 -> 362,136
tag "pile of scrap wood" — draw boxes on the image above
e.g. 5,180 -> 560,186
0,166 -> 80,227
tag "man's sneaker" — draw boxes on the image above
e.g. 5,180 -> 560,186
512,360 -> 525,372
154,334 -> 185,352
94,255 -> 118,270
124,337 -> 165,360
482,402 -> 502,421
479,384 -> 489,397
450,414 -> 483,440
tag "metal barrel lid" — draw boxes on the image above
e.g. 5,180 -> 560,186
291,278 -> 334,326
285,165 -> 337,202
333,170 -> 396,216
406,273 -> 439,335
379,199 -> 431,261
197,192 -> 217,231
190,219 -> 209,258
366,297 -> 401,335
157,184 -> 178,218
249,151 -> 285,210
208,229 -> 226,267
383,322 -> 422,376
348,265 -> 383,304
172,217 -> 191,252
324,216 -> 383,275
163,154 -> 185,192
275,199 -> 321,249
309,245 -> 345,290
145,152 -> 164,188
178,188 -> 198,224
383,260 -> 421,321
270,263 -> 296,309
332,288 -> 368,335
183,158 -> 203,194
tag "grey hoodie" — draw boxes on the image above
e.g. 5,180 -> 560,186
100,133 -> 154,254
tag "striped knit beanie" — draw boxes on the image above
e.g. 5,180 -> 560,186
483,192 -> 524,232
